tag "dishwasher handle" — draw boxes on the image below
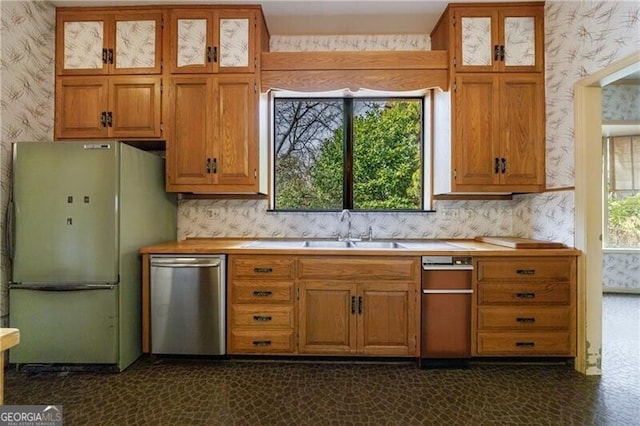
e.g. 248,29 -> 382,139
150,257 -> 222,268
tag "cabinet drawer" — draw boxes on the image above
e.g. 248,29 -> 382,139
299,257 -> 419,281
231,281 -> 294,303
478,283 -> 570,304
477,332 -> 572,356
231,256 -> 295,279
477,258 -> 574,282
229,329 -> 295,354
477,306 -> 571,330
231,305 -> 294,328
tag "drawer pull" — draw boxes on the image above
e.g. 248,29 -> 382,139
516,269 -> 536,275
253,291 -> 273,297
253,315 -> 272,322
516,317 -> 536,323
252,340 -> 272,347
516,292 -> 535,299
515,342 -> 535,348
253,267 -> 273,273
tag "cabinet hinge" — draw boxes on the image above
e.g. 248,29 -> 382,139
160,59 -> 164,71
453,169 -> 457,179
254,168 -> 257,179
161,18 -> 164,29
452,16 -> 456,26
297,287 -> 300,300
453,82 -> 457,92
160,123 -> 164,133
254,83 -> 258,93
160,82 -> 163,93
453,57 -> 457,67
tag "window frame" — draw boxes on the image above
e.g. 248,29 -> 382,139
268,89 -> 431,212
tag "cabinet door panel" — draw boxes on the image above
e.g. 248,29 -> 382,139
500,74 -> 545,186
167,76 -> 214,185
455,8 -> 498,72
113,12 -> 163,74
358,282 -> 417,356
57,14 -> 108,75
169,10 -> 217,73
298,282 -> 357,354
454,74 -> 499,187
215,74 -> 258,187
109,76 -> 161,137
218,10 -> 256,73
55,77 -> 109,139
499,7 -> 544,72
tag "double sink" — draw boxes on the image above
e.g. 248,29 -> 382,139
243,240 -> 469,250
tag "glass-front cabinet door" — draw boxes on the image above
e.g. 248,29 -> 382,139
454,6 -> 543,73
56,11 -> 163,75
168,9 -> 256,74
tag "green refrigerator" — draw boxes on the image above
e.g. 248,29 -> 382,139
9,141 -> 176,371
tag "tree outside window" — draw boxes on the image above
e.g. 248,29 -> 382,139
273,97 -> 423,211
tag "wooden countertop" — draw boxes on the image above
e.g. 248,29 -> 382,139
0,328 -> 19,351
139,238 -> 581,257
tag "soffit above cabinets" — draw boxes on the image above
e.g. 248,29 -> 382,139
51,0 -> 531,35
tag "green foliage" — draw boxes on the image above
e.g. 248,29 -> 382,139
607,193 -> 640,247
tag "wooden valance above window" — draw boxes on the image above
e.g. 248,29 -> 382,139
260,50 -> 449,93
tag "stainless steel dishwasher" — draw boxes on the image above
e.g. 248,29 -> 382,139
150,255 -> 226,355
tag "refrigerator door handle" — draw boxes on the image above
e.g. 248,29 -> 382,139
9,283 -> 116,291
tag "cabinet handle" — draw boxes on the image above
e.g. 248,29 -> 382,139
108,48 -> 114,64
516,292 -> 535,299
102,48 -> 108,64
206,158 -> 211,173
106,111 -> 113,127
252,290 -> 272,297
494,45 -> 500,61
206,46 -> 213,63
252,340 -> 272,347
253,315 -> 272,322
213,46 -> 218,63
500,158 -> 506,173
517,269 -> 536,275
516,317 -> 536,323
253,267 -> 273,273
494,157 -> 501,174
515,342 -> 535,348
351,296 -> 356,314
499,45 -> 506,61
358,296 -> 363,314
212,158 -> 217,174
100,111 -> 107,127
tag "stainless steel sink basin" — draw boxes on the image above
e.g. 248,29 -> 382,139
243,240 -> 306,248
351,241 -> 407,249
303,240 -> 353,248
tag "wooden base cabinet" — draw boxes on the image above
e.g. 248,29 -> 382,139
227,255 -> 421,357
473,256 -> 577,356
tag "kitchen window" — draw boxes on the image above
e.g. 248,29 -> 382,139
604,135 -> 640,248
270,91 -> 428,211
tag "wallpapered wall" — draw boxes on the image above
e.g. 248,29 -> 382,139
0,1 -> 55,324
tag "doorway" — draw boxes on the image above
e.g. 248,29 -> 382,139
574,52 -> 640,375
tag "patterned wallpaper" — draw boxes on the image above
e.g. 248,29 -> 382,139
270,34 -> 430,51
0,1 -> 55,323
602,84 -> 640,121
603,252 -> 640,291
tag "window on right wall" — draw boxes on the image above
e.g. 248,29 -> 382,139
604,135 -> 640,248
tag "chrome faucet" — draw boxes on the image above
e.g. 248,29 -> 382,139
340,209 -> 353,241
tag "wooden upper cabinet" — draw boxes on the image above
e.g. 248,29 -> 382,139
166,73 -> 258,192
453,72 -> 544,191
454,6 -> 543,73
168,8 -> 257,74
56,9 -> 164,75
55,76 -> 162,139
431,3 -> 544,74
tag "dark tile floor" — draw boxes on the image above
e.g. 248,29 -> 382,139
4,294 -> 639,426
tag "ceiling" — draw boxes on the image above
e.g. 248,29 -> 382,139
51,0 -> 521,35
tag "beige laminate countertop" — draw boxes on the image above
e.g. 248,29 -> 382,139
139,238 -> 581,256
